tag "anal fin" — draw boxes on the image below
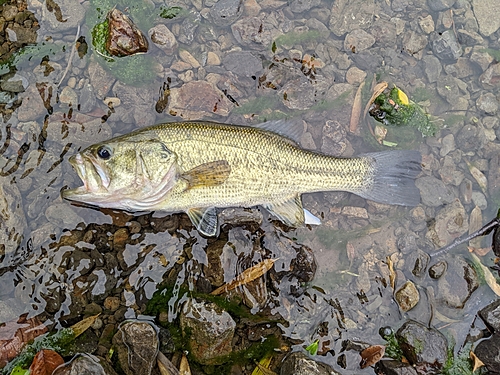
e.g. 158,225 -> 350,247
187,207 -> 219,236
264,195 -> 305,227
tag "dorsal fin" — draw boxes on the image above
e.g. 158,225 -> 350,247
253,119 -> 304,145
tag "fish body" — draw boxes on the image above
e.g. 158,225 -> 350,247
62,120 -> 421,236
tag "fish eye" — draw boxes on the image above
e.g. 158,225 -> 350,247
97,145 -> 112,160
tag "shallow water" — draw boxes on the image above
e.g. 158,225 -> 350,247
1,0 -> 499,373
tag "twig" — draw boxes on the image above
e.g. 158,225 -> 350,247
57,24 -> 80,87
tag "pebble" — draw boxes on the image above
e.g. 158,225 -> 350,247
59,86 -> 78,106
418,14 -> 435,34
104,97 -> 121,108
345,66 -> 366,85
148,24 -> 178,55
67,76 -> 77,89
206,51 -> 221,65
104,296 -> 121,312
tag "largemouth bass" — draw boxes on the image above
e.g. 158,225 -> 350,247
62,120 -> 421,236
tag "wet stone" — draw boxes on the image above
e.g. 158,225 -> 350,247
53,353 -> 118,375
480,63 -> 500,89
148,24 -> 177,55
209,0 -> 243,26
477,92 -> 499,115
106,9 -> 148,57
0,177 -> 27,256
395,281 -> 419,312
474,332 -> 500,373
180,299 -> 236,365
423,55 -> 442,83
222,51 -> 262,77
472,0 -> 500,37
429,261 -> 447,279
178,11 -> 201,45
279,78 -> 316,110
280,352 -> 340,375
344,29 -> 375,52
402,31 -> 428,58
427,199 -> 468,248
112,321 -> 159,375
329,0 -> 375,37
456,123 -> 486,152
231,16 -> 278,49
409,249 -> 430,278
396,320 -> 448,374
428,0 -> 456,11
479,299 -> 500,331
375,359 -> 418,375
290,0 -> 321,12
104,296 -> 120,312
415,175 -> 455,207
437,256 -> 478,308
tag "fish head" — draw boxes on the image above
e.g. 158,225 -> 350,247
62,138 -> 178,211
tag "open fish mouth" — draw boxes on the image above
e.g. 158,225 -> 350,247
62,153 -> 107,201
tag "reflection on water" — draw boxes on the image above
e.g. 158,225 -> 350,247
1,0 -> 500,372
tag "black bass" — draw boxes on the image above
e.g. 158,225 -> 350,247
62,120 -> 421,236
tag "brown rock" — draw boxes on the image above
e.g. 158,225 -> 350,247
106,9 -> 148,57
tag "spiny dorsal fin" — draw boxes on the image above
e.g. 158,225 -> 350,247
187,207 -> 218,236
181,160 -> 231,189
253,119 -> 304,145
264,195 -> 305,227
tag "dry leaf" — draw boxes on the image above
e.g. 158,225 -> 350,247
360,345 -> 385,369
469,206 -> 483,249
350,81 -> 365,135
0,314 -> 48,368
211,259 -> 277,296
468,246 -> 492,256
466,161 -> 488,193
29,349 -> 64,375
470,351 -> 485,372
346,242 -> 356,262
374,124 -> 388,144
364,81 -> 388,119
471,253 -> 500,296
252,355 -> 272,375
70,314 -> 99,337
179,353 -> 191,375
386,256 -> 396,290
157,351 -> 180,375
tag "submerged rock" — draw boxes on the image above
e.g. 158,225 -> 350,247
396,320 -> 448,374
280,352 -> 340,375
112,321 -> 159,375
106,9 -> 148,57
474,332 -> 500,373
53,354 -> 118,375
180,299 -> 236,365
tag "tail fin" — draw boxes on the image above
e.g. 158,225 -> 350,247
357,150 -> 421,206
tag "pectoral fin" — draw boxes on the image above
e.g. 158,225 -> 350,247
182,160 -> 231,189
264,195 -> 305,227
187,207 -> 219,236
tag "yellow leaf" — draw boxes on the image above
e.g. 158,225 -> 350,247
386,256 -> 396,291
157,351 -> 180,375
471,253 -> 500,296
252,355 -> 277,375
70,314 -> 99,338
395,87 -> 409,105
466,161 -> 488,193
350,81 -> 365,135
211,259 -> 277,296
179,353 -> 191,375
470,351 -> 485,372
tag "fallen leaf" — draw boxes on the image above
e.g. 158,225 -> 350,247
364,81 -> 388,119
465,161 -> 488,193
374,124 -> 387,144
470,351 -> 485,372
350,81 -> 365,135
211,259 -> 277,296
360,345 -> 385,369
179,353 -> 191,375
305,340 -> 319,356
157,351 -> 180,375
0,314 -> 48,368
70,314 -> 99,337
252,355 -> 274,375
29,349 -> 64,375
386,256 -> 396,291
468,246 -> 492,257
471,253 -> 500,296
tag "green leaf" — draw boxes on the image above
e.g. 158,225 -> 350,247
9,366 -> 29,375
305,340 -> 319,356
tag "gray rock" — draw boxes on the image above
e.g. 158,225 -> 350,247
149,24 -> 177,55
375,359 -> 418,375
209,0 -> 243,26
479,300 -> 500,331
455,123 -> 486,152
423,55 -> 442,83
344,29 -> 375,52
457,29 -> 484,46
280,352 -> 340,375
436,75 -> 469,107
427,0 -> 456,11
111,81 -> 157,126
0,175 -> 27,256
41,0 -> 86,32
88,57 -> 116,100
279,78 -> 316,110
79,80 -> 97,113
231,16 -> 279,49
415,175 -> 455,207
178,11 -> 201,45
432,30 -> 462,61
474,332 -> 500,373
429,261 -> 447,279
222,51 -> 262,77
480,63 -> 500,89
477,92 -> 499,114
53,354 -> 118,375
329,0 -> 375,37
471,47 -> 494,72
409,249 -> 430,278
403,30 -> 428,58
396,320 -> 448,374
180,299 -> 236,365
290,0 -> 321,13
427,200 -> 468,248
1,73 -> 28,93
112,321 -> 159,375
437,256 -> 478,308
472,0 -> 500,36
17,84 -> 49,121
